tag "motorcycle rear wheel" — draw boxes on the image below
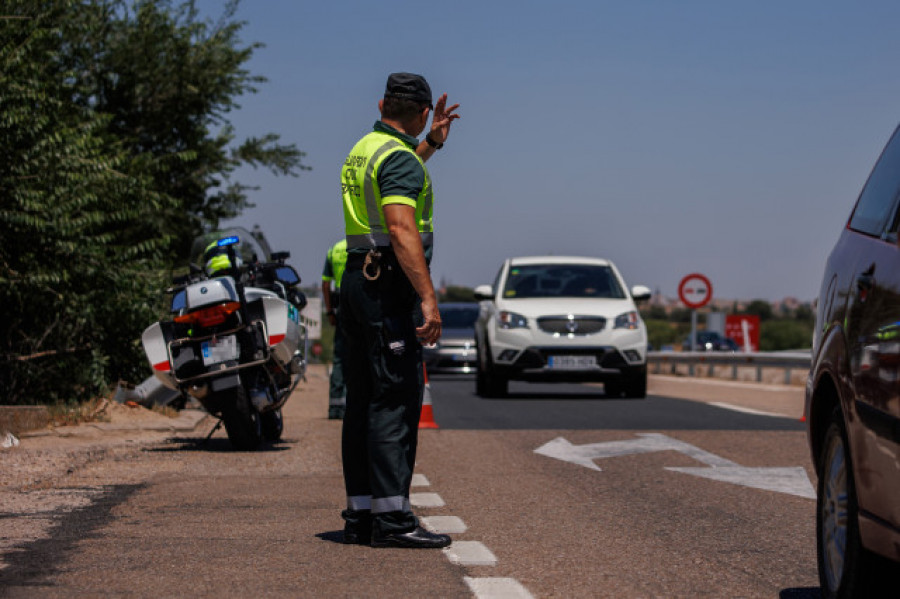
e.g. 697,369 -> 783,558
221,385 -> 262,451
261,408 -> 284,441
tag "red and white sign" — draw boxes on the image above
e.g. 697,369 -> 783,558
726,315 -> 760,352
678,273 -> 712,309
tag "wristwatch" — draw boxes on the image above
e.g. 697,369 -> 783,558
425,134 -> 443,150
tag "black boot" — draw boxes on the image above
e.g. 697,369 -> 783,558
371,526 -> 451,549
341,509 -> 371,544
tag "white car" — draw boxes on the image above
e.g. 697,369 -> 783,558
473,256 -> 651,398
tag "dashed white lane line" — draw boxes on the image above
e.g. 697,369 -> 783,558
410,492 -> 445,507
444,541 -> 498,566
708,401 -> 787,418
464,577 -> 536,599
413,472 -> 533,597
420,515 -> 468,534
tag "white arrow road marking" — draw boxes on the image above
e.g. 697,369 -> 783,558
534,433 -> 815,499
534,433 -> 735,471
666,466 -> 816,499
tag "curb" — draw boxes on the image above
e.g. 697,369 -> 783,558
17,409 -> 213,439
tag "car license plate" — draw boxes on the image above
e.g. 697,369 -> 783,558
548,355 -> 597,369
451,353 -> 472,361
201,336 -> 239,366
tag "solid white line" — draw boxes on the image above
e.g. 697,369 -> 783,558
420,515 -> 468,534
708,401 -> 786,418
444,541 -> 498,566
409,492 -> 445,507
411,473 -> 430,487
653,374 -> 797,392
464,577 -> 535,599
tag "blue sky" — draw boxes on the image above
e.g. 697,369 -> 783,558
197,1 -> 900,302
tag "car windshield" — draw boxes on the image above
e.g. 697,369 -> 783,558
439,305 -> 479,328
502,264 -> 626,299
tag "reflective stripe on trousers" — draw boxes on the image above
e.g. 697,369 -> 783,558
347,495 -> 411,514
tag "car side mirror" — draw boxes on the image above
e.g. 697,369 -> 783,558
631,285 -> 652,302
473,284 -> 494,301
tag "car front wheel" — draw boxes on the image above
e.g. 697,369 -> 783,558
475,341 -> 507,398
624,371 -> 647,399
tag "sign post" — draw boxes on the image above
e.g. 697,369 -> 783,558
678,273 -> 713,351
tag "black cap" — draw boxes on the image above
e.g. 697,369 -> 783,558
384,72 -> 432,107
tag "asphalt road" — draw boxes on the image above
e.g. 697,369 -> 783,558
430,376 -> 806,431
1,369 -> 820,598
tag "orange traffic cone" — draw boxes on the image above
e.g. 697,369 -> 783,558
419,364 -> 439,429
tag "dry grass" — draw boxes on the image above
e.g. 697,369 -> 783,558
44,395 -> 179,428
45,397 -> 112,427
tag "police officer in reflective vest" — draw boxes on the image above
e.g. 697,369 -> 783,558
203,240 -> 242,276
321,238 -> 348,420
340,72 -> 459,548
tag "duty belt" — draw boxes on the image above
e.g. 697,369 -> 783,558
347,248 -> 394,281
345,247 -> 432,281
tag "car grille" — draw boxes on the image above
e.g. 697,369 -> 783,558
514,347 -> 628,370
537,316 -> 606,336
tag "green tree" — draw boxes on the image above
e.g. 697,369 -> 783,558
794,303 -> 814,323
745,299 -> 774,321
759,320 -> 813,351
1,9 -> 174,404
1,0 -> 307,404
643,319 -> 687,350
642,305 -> 669,321
61,0 -> 309,259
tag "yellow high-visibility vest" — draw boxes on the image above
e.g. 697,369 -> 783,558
341,131 -> 433,250
324,239 -> 348,290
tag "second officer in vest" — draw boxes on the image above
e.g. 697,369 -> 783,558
322,238 -> 348,419
339,72 -> 459,548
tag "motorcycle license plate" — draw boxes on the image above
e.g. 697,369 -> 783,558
548,355 -> 597,369
201,336 -> 239,366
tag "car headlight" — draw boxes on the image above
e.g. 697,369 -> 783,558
498,310 -> 528,329
614,311 -> 640,330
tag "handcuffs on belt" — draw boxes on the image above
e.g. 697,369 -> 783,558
363,249 -> 382,281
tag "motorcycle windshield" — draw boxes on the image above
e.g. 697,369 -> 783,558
189,227 -> 272,268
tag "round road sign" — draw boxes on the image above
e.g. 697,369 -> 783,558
678,273 -> 712,309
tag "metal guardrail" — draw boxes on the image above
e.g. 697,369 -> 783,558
647,351 -> 811,385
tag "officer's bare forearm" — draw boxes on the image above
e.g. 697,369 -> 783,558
383,205 -> 436,306
322,282 -> 333,312
390,228 -> 436,305
416,141 -> 437,162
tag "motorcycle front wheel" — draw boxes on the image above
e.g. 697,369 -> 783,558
221,385 -> 262,451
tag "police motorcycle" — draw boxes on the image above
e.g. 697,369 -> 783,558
141,230 -> 307,450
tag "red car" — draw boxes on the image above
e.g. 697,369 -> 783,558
806,122 -> 900,597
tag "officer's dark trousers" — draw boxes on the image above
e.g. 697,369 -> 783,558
328,308 -> 346,409
340,254 -> 423,536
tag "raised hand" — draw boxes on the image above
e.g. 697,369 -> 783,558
428,93 -> 460,145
